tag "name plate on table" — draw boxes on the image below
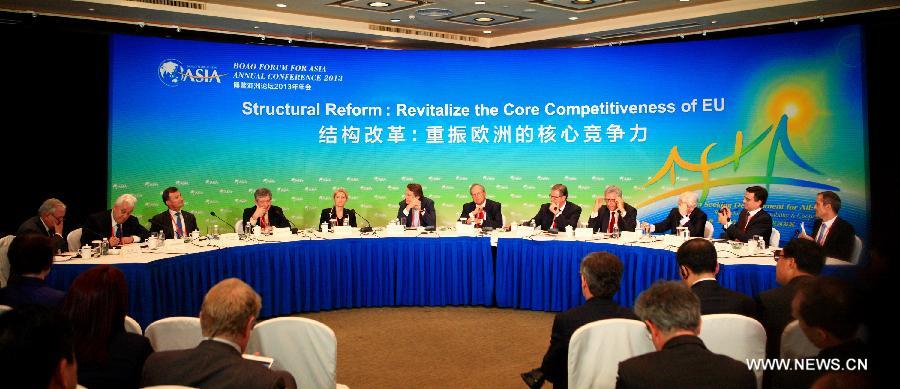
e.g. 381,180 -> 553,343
163,238 -> 184,247
455,223 -> 476,236
220,232 -> 240,241
663,234 -> 689,247
574,228 -> 594,239
120,244 -> 142,256
272,227 -> 293,236
333,226 -> 356,235
513,225 -> 537,237
384,224 -> 406,235
620,231 -> 641,241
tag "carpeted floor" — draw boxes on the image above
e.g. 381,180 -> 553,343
298,306 -> 556,389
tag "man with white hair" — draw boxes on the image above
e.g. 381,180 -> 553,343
587,185 -> 638,233
16,198 -> 68,253
81,193 -> 149,245
641,192 -> 708,237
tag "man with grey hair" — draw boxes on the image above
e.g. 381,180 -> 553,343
16,198 -> 68,253
81,193 -> 149,245
588,185 -> 638,233
459,183 -> 503,229
641,191 -> 708,237
141,278 -> 296,388
616,281 -> 756,389
522,252 -> 636,388
242,187 -> 291,232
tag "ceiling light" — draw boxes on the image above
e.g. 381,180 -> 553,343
710,20 -> 718,24
572,0 -> 594,4
474,17 -> 494,22
475,1 -> 486,4
254,26 -> 259,29
88,8 -> 95,11
276,3 -> 287,8
369,2 -> 390,7
568,17 -> 578,21
483,30 -> 492,34
390,19 -> 401,22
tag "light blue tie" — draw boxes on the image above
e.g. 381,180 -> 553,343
175,212 -> 184,238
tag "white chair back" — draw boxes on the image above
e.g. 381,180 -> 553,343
144,317 -> 202,351
780,320 -> 820,358
247,317 -> 341,389
699,314 -> 766,388
235,220 -> 244,234
125,315 -> 142,335
703,221 -> 714,238
67,228 -> 83,252
0,304 -> 12,312
567,319 -> 655,389
0,235 -> 14,288
850,235 -> 863,264
769,228 -> 781,248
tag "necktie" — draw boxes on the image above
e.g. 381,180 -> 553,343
816,224 -> 828,245
412,210 -> 420,227
607,213 -> 616,233
174,212 -> 184,238
742,212 -> 752,232
115,224 -> 122,238
475,209 -> 484,228
261,213 -> 268,229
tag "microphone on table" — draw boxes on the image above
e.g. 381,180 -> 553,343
272,207 -> 299,234
209,211 -> 236,232
351,209 -> 374,233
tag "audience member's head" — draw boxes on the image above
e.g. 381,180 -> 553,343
579,252 -> 624,300
792,276 -> 860,349
777,238 -> 826,285
8,235 -> 54,278
811,372 -> 871,389
0,305 -> 77,389
676,238 -> 718,283
62,265 -> 129,364
199,278 -> 261,352
634,281 -> 702,350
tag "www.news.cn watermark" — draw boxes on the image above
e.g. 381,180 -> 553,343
746,358 -> 868,372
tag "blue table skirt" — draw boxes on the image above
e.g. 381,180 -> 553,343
494,239 -> 859,312
47,237 -> 494,328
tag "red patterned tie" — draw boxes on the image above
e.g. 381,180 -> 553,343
608,214 -> 615,233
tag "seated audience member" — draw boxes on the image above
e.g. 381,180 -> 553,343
81,194 -> 150,246
755,238 -> 825,359
641,191 -> 707,237
676,238 -> 755,317
616,281 -> 756,389
0,235 -> 65,308
16,198 -> 68,253
243,187 -> 292,232
141,278 -> 296,389
588,185 -> 637,233
319,188 -> 357,229
0,304 -> 78,389
397,183 -> 436,228
459,183 -> 503,229
718,185 -> 773,244
62,265 -> 153,389
522,252 -> 636,388
800,191 -> 856,261
149,187 -> 198,239
531,184 -> 582,231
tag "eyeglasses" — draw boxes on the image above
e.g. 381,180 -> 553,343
550,195 -> 562,199
605,198 -> 617,202
773,250 -> 785,262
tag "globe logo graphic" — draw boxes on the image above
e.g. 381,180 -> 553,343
158,59 -> 185,87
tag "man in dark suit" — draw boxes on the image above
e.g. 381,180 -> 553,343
141,278 -> 296,389
755,238 -> 825,359
242,187 -> 292,232
0,235 -> 65,308
16,198 -> 68,253
149,187 -> 198,239
459,183 -> 503,229
676,238 -> 755,317
642,192 -> 708,237
587,185 -> 637,233
81,194 -> 150,246
718,185 -> 773,245
800,191 -> 855,261
397,183 -> 436,228
531,184 -> 582,231
522,252 -> 637,389
616,281 -> 756,389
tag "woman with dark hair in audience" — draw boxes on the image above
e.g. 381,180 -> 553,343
62,265 -> 153,389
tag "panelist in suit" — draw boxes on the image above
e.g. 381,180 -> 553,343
81,194 -> 150,246
800,191 -> 855,261
459,183 -> 503,229
319,187 -> 357,229
641,191 -> 708,237
397,183 -> 436,228
531,184 -> 582,231
718,185 -> 773,245
140,278 -> 296,389
16,198 -> 68,253
149,187 -> 198,239
242,187 -> 291,232
677,238 -> 755,317
616,281 -> 756,389
587,185 -> 637,233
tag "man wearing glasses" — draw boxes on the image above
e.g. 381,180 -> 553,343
587,185 -> 637,233
530,184 -> 582,231
16,198 -> 68,253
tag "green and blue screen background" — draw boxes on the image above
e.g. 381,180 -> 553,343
109,26 -> 868,245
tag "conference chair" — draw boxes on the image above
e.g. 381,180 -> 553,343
67,228 -> 83,252
699,314 -> 766,388
780,320 -> 820,359
704,221 -> 714,239
769,228 -> 781,248
247,317 -> 349,389
144,317 -> 202,351
850,235 -> 863,264
124,315 -> 142,335
567,318 -> 655,389
0,235 -> 14,288
0,304 -> 11,312
235,220 -> 244,234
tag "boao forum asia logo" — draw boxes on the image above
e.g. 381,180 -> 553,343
158,59 -> 225,87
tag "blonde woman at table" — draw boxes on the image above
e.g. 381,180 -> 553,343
319,188 -> 357,230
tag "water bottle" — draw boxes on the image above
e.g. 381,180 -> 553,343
612,225 -> 620,239
320,222 -> 329,232
158,230 -> 165,247
245,221 -> 253,236
529,219 -> 536,228
100,238 -> 109,256
343,215 -> 349,226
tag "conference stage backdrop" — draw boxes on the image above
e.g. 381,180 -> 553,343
109,26 -> 868,244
